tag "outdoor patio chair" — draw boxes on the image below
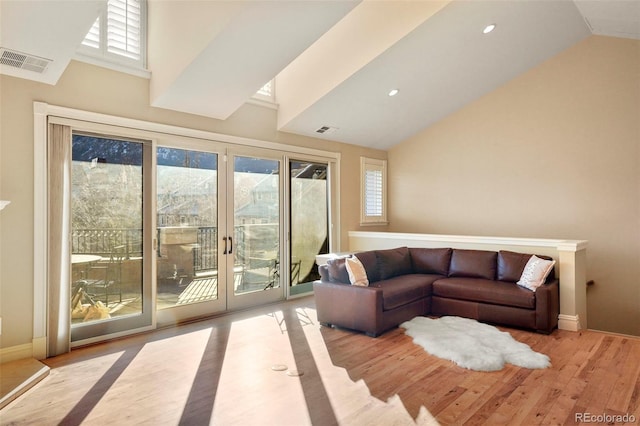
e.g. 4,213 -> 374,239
83,244 -> 125,306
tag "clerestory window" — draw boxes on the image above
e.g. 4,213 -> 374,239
77,0 -> 146,71
252,79 -> 276,104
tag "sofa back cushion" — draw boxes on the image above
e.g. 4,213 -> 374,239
498,250 -> 556,283
409,247 -> 452,276
326,257 -> 350,283
497,250 -> 532,282
376,247 -> 413,280
448,249 -> 497,280
354,250 -> 380,283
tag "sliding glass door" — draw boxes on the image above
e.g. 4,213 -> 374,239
70,134 -> 153,342
70,136 -> 334,334
49,113 -> 338,348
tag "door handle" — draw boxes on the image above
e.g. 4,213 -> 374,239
229,236 -> 233,254
222,236 -> 227,254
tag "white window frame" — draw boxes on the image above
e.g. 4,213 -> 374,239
76,0 -> 148,77
360,157 -> 388,225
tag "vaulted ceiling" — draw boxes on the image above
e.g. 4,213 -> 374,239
1,0 -> 639,150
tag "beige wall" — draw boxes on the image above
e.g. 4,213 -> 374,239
388,36 -> 640,336
0,60 -> 386,350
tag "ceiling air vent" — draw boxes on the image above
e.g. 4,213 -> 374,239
315,126 -> 338,134
0,48 -> 51,74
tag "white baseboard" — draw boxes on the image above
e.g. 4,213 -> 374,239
558,314 -> 581,332
0,343 -> 33,364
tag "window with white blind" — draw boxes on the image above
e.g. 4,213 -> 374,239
256,80 -> 273,98
77,0 -> 146,70
360,157 -> 388,225
252,79 -> 276,104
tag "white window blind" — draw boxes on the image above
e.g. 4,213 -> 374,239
257,81 -> 273,98
82,17 -> 101,50
107,0 -> 142,60
253,79 -> 276,104
364,169 -> 383,216
80,0 -> 145,68
360,157 -> 388,225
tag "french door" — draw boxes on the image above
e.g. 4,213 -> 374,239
155,142 -> 284,325
155,144 -> 227,324
226,151 -> 284,310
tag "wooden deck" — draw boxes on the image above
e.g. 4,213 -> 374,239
2,296 -> 639,425
176,276 -> 218,305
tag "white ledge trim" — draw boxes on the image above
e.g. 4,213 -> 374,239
348,231 -> 588,252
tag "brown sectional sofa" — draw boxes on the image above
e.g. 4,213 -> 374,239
313,246 -> 559,337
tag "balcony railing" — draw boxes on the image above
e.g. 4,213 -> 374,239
71,228 -> 142,259
72,224 -> 279,276
193,226 -> 217,272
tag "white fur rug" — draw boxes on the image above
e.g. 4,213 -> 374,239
400,316 -> 550,371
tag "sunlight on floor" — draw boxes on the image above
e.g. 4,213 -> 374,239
6,301 -> 440,425
211,311 -> 311,424
298,313 -> 440,425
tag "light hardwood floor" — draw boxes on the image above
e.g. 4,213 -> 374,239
2,296 -> 639,425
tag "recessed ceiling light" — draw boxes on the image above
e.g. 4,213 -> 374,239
483,24 -> 496,34
388,89 -> 399,97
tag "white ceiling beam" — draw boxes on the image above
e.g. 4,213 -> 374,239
148,0 -> 360,120
276,0 -> 452,132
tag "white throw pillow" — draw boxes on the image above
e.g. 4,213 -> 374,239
517,255 -> 555,292
345,255 -> 369,286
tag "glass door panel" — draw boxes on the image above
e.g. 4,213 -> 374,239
70,134 -> 151,342
227,154 -> 284,309
155,146 -> 227,326
289,161 -> 329,295
156,148 -> 219,308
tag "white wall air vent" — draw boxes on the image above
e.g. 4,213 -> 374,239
0,48 -> 51,74
315,126 -> 338,134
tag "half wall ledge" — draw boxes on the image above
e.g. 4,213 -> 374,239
346,231 -> 588,332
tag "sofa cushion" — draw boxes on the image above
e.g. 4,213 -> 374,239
409,247 -> 452,276
327,257 -> 350,283
371,274 -> 438,311
345,255 -> 369,286
497,250 -> 532,282
433,277 -> 535,309
355,250 -> 380,283
517,255 -> 556,292
376,247 -> 413,280
448,249 -> 497,280
498,250 -> 556,283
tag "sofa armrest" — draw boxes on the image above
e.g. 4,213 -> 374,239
535,278 -> 560,333
313,281 -> 384,336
